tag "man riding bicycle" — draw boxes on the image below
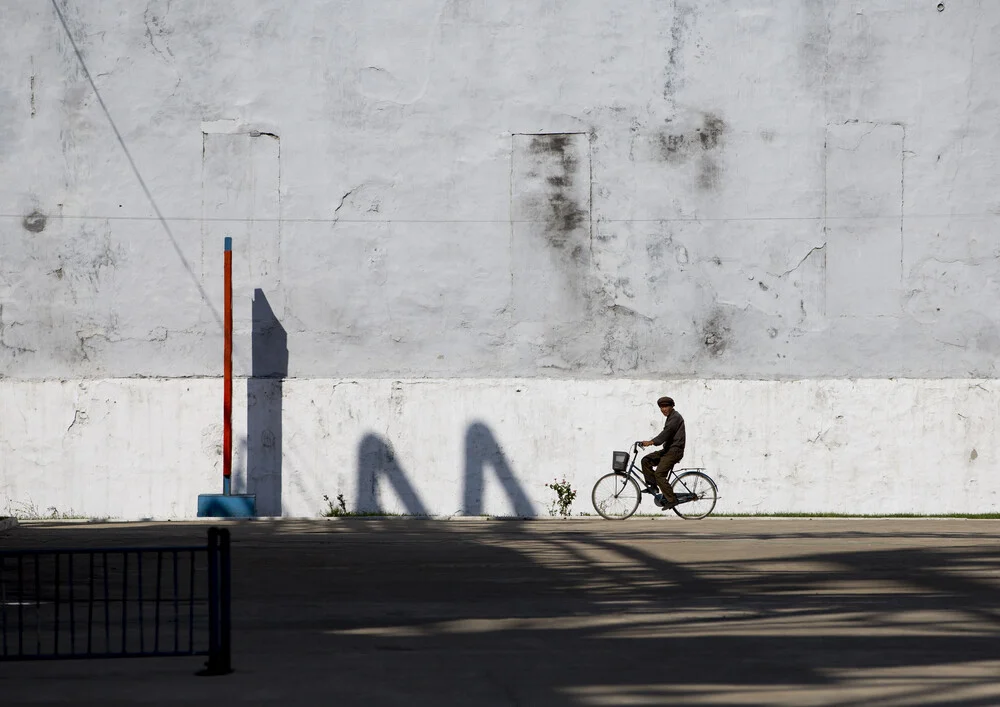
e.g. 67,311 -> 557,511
639,396 -> 685,509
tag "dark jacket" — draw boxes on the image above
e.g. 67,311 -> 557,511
651,410 -> 685,454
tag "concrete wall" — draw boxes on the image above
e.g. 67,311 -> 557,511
1,1 -> 998,516
2,378 -> 997,519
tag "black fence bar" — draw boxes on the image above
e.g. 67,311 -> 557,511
68,554 -> 76,654
198,528 -> 232,676
188,550 -> 195,655
154,551 -> 162,654
102,551 -> 110,652
172,551 -> 179,654
87,553 -> 94,654
0,528 -> 232,675
121,550 -> 127,655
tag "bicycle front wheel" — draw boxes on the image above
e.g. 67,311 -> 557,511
671,471 -> 718,520
592,473 -> 641,520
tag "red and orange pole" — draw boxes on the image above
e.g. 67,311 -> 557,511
198,236 -> 255,517
223,236 -> 233,495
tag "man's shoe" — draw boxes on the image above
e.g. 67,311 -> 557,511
662,497 -> 680,509
643,485 -> 658,495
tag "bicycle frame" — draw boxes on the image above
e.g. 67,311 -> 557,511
620,442 -> 706,498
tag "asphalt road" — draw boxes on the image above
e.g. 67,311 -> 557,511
2,517 -> 999,706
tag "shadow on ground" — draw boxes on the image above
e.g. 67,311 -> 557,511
2,519 -> 1000,706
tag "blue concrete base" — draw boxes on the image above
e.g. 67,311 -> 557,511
198,494 -> 257,518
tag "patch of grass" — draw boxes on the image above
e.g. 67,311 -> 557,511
6,500 -> 93,521
322,493 -> 349,517
717,512 -> 1000,519
322,493 -> 422,518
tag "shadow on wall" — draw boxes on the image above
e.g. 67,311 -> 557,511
463,422 -> 535,516
355,421 -> 536,516
355,435 -> 430,515
247,289 -> 287,517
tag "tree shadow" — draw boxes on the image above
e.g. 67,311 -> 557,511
6,521 -> 1000,705
355,434 -> 429,515
353,422 -> 534,517
247,289 -> 287,517
463,421 -> 536,517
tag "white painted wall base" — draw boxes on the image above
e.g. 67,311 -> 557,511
1,378 -> 996,519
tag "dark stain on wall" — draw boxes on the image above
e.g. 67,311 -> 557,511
656,133 -> 690,163
701,310 -> 731,357
528,134 -> 588,248
697,113 -> 726,150
663,3 -> 695,100
653,113 -> 727,189
697,157 -> 722,191
696,113 -> 727,191
22,210 -> 47,233
646,238 -> 666,261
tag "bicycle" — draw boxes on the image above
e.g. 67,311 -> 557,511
591,441 -> 718,520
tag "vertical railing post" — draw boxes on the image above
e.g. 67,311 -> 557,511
219,529 -> 232,673
199,527 -> 232,675
205,529 -> 219,661
1,559 -> 7,657
17,556 -> 24,656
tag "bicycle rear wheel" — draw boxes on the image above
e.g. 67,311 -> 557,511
592,473 -> 641,520
671,471 -> 718,520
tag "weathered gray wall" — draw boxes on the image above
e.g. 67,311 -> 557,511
1,0 -> 998,380
3,1 -> 999,519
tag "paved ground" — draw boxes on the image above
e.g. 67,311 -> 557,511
2,517 -> 1000,706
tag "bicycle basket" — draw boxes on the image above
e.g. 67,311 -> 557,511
611,450 -> 630,472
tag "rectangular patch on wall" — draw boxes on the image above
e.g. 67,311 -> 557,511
825,123 -> 903,317
201,129 -> 281,357
510,132 -> 592,324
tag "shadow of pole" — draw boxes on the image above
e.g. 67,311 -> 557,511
247,289 -> 287,516
355,434 -> 429,515
463,421 -> 536,517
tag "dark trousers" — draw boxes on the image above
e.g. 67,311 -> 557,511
641,449 -> 684,502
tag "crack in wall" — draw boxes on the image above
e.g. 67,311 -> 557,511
831,123 -> 879,152
0,305 -> 37,357
65,409 -> 87,433
607,304 -> 654,322
143,0 -> 175,60
332,186 -> 360,226
768,245 -> 827,279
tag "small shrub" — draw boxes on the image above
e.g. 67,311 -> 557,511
545,478 -> 577,518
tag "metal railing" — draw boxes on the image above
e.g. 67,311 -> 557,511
0,527 -> 231,675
